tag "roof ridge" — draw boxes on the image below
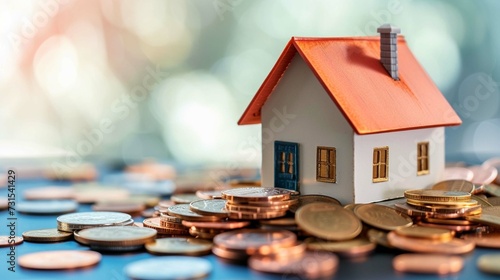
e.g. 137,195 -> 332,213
291,35 -> 406,42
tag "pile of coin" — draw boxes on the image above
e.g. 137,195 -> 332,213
221,187 -> 298,220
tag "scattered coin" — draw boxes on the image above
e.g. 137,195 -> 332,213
75,226 -> 156,248
477,254 -> 500,275
431,180 -> 474,193
288,194 -> 342,213
23,186 -> 75,200
461,232 -> 500,248
0,236 -> 23,247
393,254 -> 464,274
354,204 -> 413,231
468,165 -> 497,186
387,232 -> 475,254
394,225 -> 453,241
189,199 -> 229,217
296,202 -> 362,241
19,250 -> 101,270
124,256 -> 212,280
17,200 -> 78,215
145,237 -> 212,256
305,237 -> 376,258
167,204 -> 222,222
22,228 -> 73,242
57,211 -> 132,232
249,251 -> 338,279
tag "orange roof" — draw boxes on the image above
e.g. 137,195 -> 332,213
238,36 -> 461,134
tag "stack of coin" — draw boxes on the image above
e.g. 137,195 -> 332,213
143,217 -> 190,236
57,212 -> 134,232
221,187 -> 298,220
74,226 -> 157,251
212,229 -> 297,262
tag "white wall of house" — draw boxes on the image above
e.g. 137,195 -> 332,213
261,54 -> 355,205
353,127 -> 445,203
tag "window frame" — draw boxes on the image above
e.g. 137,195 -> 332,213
316,146 -> 336,183
372,146 -> 389,183
417,142 -> 430,175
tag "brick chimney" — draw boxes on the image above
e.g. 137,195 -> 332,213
377,24 -> 400,80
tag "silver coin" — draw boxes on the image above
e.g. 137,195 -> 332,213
57,212 -> 131,232
17,200 -> 78,214
221,187 -> 295,202
189,199 -> 228,217
76,226 -> 156,245
124,256 -> 212,280
167,204 -> 221,221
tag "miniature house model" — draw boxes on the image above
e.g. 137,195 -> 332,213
238,24 -> 461,204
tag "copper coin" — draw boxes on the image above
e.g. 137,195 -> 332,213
416,222 -> 478,233
354,204 -> 413,231
431,180 -> 475,193
125,256 -> 212,280
404,189 -> 471,202
288,194 -> 342,213
221,187 -> 294,202
19,250 -> 101,270
305,237 -> 376,258
395,225 -> 453,241
213,229 -> 296,254
259,217 -> 297,227
145,237 -> 212,256
0,198 -> 8,210
423,218 -> 474,226
160,219 -> 187,229
22,228 -> 73,242
225,201 -> 291,213
477,254 -> 500,274
468,165 -> 497,186
188,227 -> 221,239
143,217 -> 189,235
462,232 -> 500,248
212,244 -> 249,261
443,167 -> 474,181
228,210 -> 287,220
393,254 -> 464,274
189,199 -> 229,217
233,198 -> 299,207
91,201 -> 146,215
23,186 -> 75,200
0,236 -> 23,247
387,232 -> 475,254
249,251 -> 338,278
181,220 -> 250,230
167,204 -> 222,222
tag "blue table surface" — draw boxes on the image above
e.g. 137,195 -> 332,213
0,177 -> 499,280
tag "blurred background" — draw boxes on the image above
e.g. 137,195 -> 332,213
0,0 -> 498,171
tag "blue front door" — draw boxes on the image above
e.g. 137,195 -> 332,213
274,141 -> 299,191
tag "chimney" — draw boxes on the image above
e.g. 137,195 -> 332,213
377,24 -> 401,80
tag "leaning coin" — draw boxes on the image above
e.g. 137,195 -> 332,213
125,256 -> 212,280
249,251 -> 338,279
167,204 -> 222,222
477,254 -> 500,275
189,199 -> 229,217
19,250 -> 101,270
22,228 -> 73,242
146,237 -> 212,256
288,194 -> 342,213
354,204 -> 412,231
17,200 -> 78,214
461,232 -> 500,248
431,180 -> 474,193
296,202 -> 362,241
393,254 -> 464,275
387,232 -> 475,254
0,236 -> 23,247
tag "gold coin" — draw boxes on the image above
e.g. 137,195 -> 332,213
295,202 -> 362,241
393,254 -> 464,274
462,232 -> 500,248
400,202 -> 482,216
22,228 -> 73,242
431,180 -> 474,193
465,214 -> 500,228
394,225 -> 453,241
404,189 -> 471,202
305,237 -> 376,258
288,194 -> 342,213
145,237 -> 212,256
19,250 -> 101,270
189,199 -> 229,217
477,254 -> 500,274
406,198 -> 478,207
354,204 -> 413,231
221,187 -> 294,203
387,232 -> 475,254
